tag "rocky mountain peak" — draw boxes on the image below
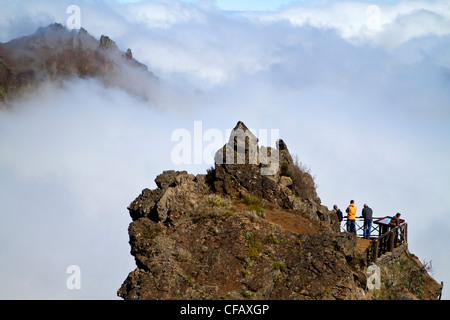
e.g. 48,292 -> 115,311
118,122 -> 442,300
118,123 -> 354,300
213,121 -> 320,211
0,23 -> 155,107
99,35 -> 118,50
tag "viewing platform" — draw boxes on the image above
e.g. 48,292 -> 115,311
341,216 -> 408,263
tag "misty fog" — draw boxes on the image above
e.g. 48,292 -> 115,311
1,0 -> 449,299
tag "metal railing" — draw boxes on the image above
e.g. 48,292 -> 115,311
366,223 -> 408,263
340,217 -> 408,263
340,216 -> 384,238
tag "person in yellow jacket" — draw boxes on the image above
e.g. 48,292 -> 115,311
346,200 -> 357,233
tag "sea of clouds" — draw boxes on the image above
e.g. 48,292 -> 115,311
0,0 -> 449,299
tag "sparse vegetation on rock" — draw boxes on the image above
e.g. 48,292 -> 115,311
118,121 -> 442,300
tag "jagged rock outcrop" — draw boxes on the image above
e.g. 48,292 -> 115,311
211,121 -> 331,229
118,122 -> 369,300
0,23 -> 156,107
118,121 -> 442,300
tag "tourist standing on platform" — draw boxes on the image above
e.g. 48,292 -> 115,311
334,205 -> 343,229
390,212 -> 402,247
346,200 -> 356,233
362,204 -> 373,239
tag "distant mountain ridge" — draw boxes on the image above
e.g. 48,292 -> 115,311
0,23 -> 156,107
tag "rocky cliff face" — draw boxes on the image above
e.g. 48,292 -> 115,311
0,23 -> 155,107
118,122 -> 370,300
118,121 -> 443,300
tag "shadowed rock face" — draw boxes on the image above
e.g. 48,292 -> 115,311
213,121 -> 322,215
119,175 -> 362,300
0,23 -> 156,107
118,121 -> 443,300
118,122 -> 366,300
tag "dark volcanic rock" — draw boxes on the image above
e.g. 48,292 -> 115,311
212,121 -> 338,232
118,210 -> 366,300
118,122 -> 364,300
118,122 -> 443,300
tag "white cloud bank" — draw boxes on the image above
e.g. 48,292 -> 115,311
0,0 -> 449,299
256,0 -> 450,47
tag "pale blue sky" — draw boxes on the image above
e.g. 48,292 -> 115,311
119,0 -> 405,12
117,0 -> 296,11
210,0 -> 402,11
196,0 -> 297,11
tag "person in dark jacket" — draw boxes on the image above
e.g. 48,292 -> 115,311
334,205 -> 343,230
362,204 -> 373,239
390,213 -> 401,227
390,213 -> 402,247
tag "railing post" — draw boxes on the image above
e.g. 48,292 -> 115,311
404,223 -> 408,244
389,230 -> 395,251
373,240 -> 379,263
366,220 -> 407,264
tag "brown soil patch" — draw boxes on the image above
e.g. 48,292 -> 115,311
231,200 -> 320,235
356,238 -> 372,253
264,209 -> 320,234
233,200 -> 372,254
264,206 -> 373,254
